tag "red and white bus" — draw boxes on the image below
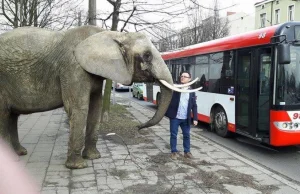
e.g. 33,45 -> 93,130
144,22 -> 300,146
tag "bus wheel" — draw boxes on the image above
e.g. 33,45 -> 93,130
156,93 -> 161,106
214,106 -> 231,137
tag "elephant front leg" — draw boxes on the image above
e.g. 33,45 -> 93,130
9,113 -> 27,155
82,90 -> 102,160
65,109 -> 88,169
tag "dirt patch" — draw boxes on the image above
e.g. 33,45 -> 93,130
186,168 -> 279,193
99,104 -> 153,145
108,169 -> 128,179
148,153 -> 172,164
118,183 -> 184,194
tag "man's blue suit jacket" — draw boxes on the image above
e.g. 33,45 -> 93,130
165,91 -> 198,125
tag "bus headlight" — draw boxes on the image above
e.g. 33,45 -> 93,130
282,123 -> 288,128
274,122 -> 300,131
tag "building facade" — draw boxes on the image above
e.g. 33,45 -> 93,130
255,0 -> 300,29
227,12 -> 255,36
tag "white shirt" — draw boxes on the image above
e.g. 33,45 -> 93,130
176,92 -> 189,119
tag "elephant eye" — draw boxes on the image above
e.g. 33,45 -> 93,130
143,51 -> 152,62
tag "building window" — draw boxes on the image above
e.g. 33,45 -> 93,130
260,13 -> 266,28
288,5 -> 294,21
275,9 -> 280,24
262,4 -> 265,9
276,0 -> 279,4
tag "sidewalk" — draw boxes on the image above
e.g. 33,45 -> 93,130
11,95 -> 300,194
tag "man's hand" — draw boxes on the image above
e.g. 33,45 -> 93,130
193,120 -> 198,126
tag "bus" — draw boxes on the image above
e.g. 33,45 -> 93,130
144,22 -> 300,146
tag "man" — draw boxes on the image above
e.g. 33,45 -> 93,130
165,71 -> 198,160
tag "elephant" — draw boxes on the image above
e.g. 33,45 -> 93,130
0,26 -> 200,169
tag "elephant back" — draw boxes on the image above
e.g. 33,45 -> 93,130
0,27 -> 63,67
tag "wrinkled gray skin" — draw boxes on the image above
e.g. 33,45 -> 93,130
0,26 -> 173,169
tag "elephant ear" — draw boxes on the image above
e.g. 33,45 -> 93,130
74,32 -> 132,85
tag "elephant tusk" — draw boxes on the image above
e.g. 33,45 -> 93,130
173,77 -> 199,88
159,80 -> 202,93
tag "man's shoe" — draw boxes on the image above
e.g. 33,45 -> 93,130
184,152 -> 194,159
170,152 -> 178,160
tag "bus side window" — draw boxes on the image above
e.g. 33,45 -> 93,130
208,52 -> 223,93
220,51 -> 235,95
195,55 -> 209,91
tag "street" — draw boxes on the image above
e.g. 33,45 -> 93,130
117,90 -> 300,184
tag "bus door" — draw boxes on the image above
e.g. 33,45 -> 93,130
256,48 -> 271,134
236,48 -> 272,136
236,49 -> 254,135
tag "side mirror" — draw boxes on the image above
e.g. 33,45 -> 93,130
278,43 -> 291,64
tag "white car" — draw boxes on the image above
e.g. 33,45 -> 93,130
112,81 -> 131,91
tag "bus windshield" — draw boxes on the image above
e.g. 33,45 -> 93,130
276,45 -> 300,105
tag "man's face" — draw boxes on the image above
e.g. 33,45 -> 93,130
180,73 -> 191,84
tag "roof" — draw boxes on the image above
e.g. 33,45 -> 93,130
162,24 -> 279,60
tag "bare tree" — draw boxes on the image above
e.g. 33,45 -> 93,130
98,0 -> 196,33
154,0 -> 230,51
0,0 -> 83,30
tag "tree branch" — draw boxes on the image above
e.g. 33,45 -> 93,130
120,5 -> 136,32
1,0 -> 14,25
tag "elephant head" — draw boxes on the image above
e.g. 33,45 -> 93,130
74,31 -> 200,130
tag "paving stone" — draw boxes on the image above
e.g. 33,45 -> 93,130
107,183 -> 124,189
44,177 -> 69,187
223,184 -> 262,194
71,174 -> 95,182
253,173 -> 283,186
199,165 -> 227,172
93,162 -> 116,170
216,159 -> 247,167
233,166 -> 264,175
185,188 -> 206,194
273,186 -> 300,194
48,164 -> 71,172
70,188 -> 98,194
41,187 -> 69,194
207,151 -> 232,159
71,167 -> 94,176
98,184 -> 110,190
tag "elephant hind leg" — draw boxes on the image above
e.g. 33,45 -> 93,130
0,110 -> 11,143
0,111 -> 27,155
10,113 -> 27,155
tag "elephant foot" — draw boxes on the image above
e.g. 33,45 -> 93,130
65,155 -> 87,169
82,147 -> 101,159
14,144 -> 28,156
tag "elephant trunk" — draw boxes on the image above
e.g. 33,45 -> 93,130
137,82 -> 172,130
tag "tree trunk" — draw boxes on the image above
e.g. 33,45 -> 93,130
20,0 -> 23,26
14,0 -> 19,28
78,11 -> 82,26
34,0 -> 38,27
88,0 -> 96,25
101,79 -> 112,122
101,0 -> 121,122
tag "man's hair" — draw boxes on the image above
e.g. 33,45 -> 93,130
180,71 -> 191,78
